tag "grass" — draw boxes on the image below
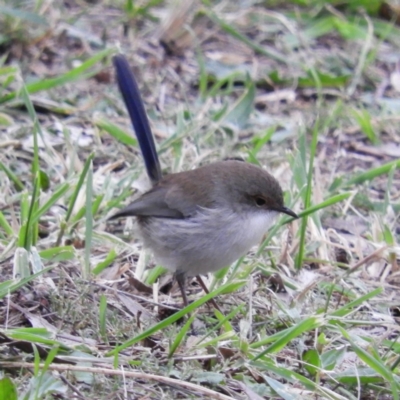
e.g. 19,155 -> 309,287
0,0 -> 400,399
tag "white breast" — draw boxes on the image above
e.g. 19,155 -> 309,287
139,209 -> 278,276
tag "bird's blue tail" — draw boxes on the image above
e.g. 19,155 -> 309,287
113,54 -> 162,185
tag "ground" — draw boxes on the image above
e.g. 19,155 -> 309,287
0,1 -> 400,399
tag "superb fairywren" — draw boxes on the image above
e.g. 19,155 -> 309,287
110,55 -> 298,305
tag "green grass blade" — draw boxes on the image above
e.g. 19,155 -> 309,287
298,192 -> 353,217
20,84 -> 42,177
92,249 -> 117,275
99,294 -> 107,341
65,153 -> 95,223
0,376 -> 17,400
344,159 -> 400,187
169,313 -> 196,357
252,316 -> 324,360
0,5 -> 48,25
352,108 -> 379,144
222,75 -> 255,129
0,48 -> 114,104
84,160 -> 93,279
0,267 -> 52,299
56,153 -> 94,246
18,173 -> 40,250
0,160 -> 24,192
295,121 -> 319,270
329,287 -> 383,318
196,304 -> 244,347
94,116 -> 138,147
338,326 -> 399,399
107,280 -> 245,356
30,182 -> 70,225
0,211 -> 14,236
39,246 -> 75,261
205,10 -> 287,63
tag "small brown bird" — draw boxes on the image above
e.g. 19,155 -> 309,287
110,55 -> 297,305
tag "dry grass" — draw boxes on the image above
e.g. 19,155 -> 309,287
0,1 -> 400,399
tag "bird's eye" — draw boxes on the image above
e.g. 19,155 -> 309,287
255,197 -> 266,207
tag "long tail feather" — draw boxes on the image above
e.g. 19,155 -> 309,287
113,54 -> 162,184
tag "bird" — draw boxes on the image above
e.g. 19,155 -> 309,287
110,54 -> 298,306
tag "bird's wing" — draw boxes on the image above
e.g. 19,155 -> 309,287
110,169 -> 216,219
109,185 -> 186,219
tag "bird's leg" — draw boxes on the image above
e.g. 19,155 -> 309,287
175,272 -> 222,312
175,271 -> 189,307
196,275 -> 223,313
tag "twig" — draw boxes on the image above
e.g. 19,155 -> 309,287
0,362 -> 235,400
342,246 -> 387,277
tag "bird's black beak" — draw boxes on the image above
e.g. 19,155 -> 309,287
278,206 -> 298,219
